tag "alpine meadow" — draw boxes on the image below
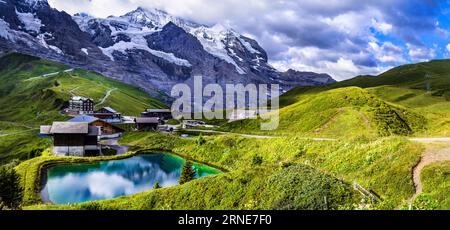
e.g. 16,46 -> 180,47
0,0 -> 449,217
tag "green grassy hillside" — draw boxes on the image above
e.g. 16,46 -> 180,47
223,59 -> 450,137
0,53 -> 165,165
22,132 -> 423,210
222,87 -> 426,138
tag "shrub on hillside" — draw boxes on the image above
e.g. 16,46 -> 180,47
252,155 -> 263,166
0,167 -> 23,209
263,165 -> 356,210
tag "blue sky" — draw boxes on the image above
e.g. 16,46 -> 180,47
48,0 -> 450,80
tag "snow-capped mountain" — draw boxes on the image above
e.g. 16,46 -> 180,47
0,0 -> 335,101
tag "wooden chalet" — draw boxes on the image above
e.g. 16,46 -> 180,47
69,115 -> 125,138
40,122 -> 100,156
135,117 -> 160,131
141,109 -> 172,120
92,107 -> 122,123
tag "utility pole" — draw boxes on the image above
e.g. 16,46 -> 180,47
425,73 -> 431,93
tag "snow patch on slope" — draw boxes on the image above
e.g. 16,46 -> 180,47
190,24 -> 246,74
23,0 -> 47,6
81,48 -> 89,55
16,10 -> 42,33
75,14 -> 192,66
0,19 -> 12,39
73,8 -> 260,74
100,40 -> 191,67
238,37 -> 260,54
36,32 -> 63,54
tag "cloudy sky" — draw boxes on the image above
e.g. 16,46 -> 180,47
48,0 -> 450,80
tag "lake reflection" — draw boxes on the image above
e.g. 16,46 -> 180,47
41,154 -> 221,204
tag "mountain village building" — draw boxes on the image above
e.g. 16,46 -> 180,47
40,122 -> 101,156
135,117 -> 161,131
68,96 -> 94,115
69,115 -> 125,139
141,109 -> 173,120
92,107 -> 122,123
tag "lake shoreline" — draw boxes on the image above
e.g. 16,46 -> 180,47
39,151 -> 223,205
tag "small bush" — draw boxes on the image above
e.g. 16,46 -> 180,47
252,155 -> 263,166
196,135 -> 206,146
153,182 -> 161,189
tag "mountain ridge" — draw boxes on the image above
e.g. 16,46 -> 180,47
0,0 -> 335,102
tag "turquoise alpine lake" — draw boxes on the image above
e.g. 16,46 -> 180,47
41,153 -> 221,204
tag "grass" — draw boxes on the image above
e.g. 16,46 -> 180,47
26,164 -> 356,210
122,133 -> 423,209
0,128 -> 51,165
412,161 -> 450,210
21,132 -> 423,210
220,87 -> 426,138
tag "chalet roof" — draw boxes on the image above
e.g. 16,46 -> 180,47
99,106 -> 119,114
71,96 -> 94,102
145,109 -> 171,113
135,117 -> 160,124
40,126 -> 52,134
49,122 -> 89,134
40,122 -> 101,136
69,115 -> 99,123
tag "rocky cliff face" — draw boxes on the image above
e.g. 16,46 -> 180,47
0,0 -> 335,102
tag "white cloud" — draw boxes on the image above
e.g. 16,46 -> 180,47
270,47 -> 387,80
406,43 -> 436,62
371,18 -> 393,35
368,41 -> 405,64
446,44 -> 450,53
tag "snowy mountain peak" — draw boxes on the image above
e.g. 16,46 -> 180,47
0,1 -> 335,101
119,7 -> 201,30
21,0 -> 49,8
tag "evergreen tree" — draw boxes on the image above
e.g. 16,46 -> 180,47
179,161 -> 196,185
153,182 -> 161,189
0,167 -> 23,209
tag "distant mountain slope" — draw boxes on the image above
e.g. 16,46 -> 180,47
0,0 -> 335,102
0,52 -> 165,164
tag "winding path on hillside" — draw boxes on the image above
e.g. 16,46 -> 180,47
41,68 -> 74,77
409,137 -> 450,143
95,88 -> 117,107
411,146 -> 450,201
186,129 -> 335,141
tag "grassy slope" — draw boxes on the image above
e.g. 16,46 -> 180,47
221,87 -> 426,138
25,132 -> 422,210
222,59 -> 450,138
0,53 -> 165,165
